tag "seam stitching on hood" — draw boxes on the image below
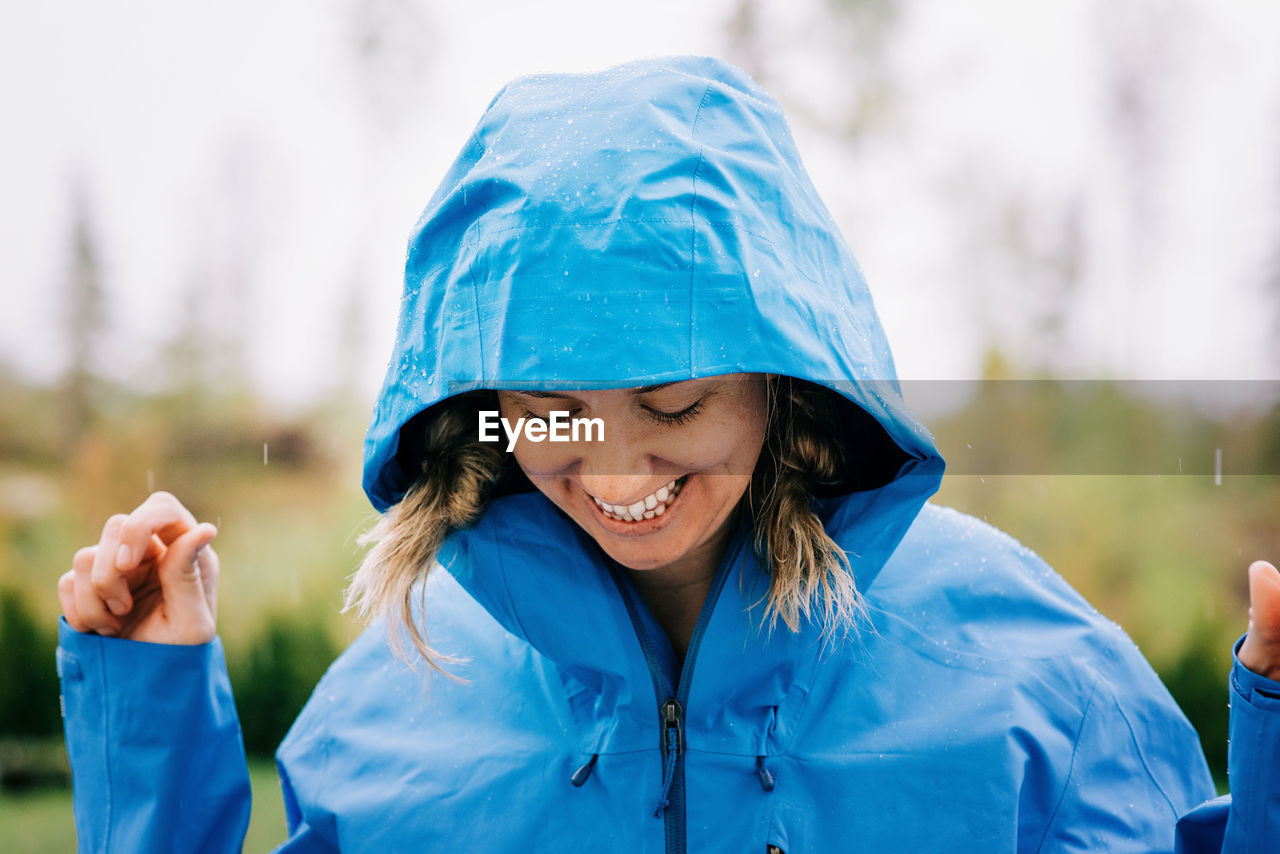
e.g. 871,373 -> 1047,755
467,244 -> 487,382
460,218 -> 783,248
688,84 -> 713,370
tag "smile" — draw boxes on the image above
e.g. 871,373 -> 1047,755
590,477 -> 687,522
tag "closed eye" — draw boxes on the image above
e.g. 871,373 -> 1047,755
644,399 -> 704,426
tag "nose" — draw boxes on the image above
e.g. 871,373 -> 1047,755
578,472 -> 655,505
577,433 -> 654,505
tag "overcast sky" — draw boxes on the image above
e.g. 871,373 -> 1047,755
3,0 -> 1278,413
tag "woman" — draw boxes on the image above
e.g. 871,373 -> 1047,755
56,56 -> 1279,852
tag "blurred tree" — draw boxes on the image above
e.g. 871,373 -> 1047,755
343,0 -> 435,133
334,274 -> 369,408
959,184 -> 1086,374
59,179 -> 105,450
725,0 -> 902,141
1269,104 -> 1280,371
167,134 -> 279,409
1094,0 -> 1193,373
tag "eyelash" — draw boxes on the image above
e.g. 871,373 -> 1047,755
644,400 -> 704,426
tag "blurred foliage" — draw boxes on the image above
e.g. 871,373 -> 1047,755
231,609 -> 341,758
0,367 -> 371,792
0,589 -> 60,740
0,358 -> 1276,794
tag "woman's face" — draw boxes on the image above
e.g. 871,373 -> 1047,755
496,373 -> 768,579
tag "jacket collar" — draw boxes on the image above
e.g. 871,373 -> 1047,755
435,453 -> 941,755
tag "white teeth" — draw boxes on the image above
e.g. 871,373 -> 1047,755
591,476 -> 685,523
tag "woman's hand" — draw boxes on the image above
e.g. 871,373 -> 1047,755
1238,560 -> 1280,682
58,491 -> 220,645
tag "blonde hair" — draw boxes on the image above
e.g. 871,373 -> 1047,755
344,377 -> 862,670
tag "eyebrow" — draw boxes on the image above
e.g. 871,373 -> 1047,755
513,382 -> 680,399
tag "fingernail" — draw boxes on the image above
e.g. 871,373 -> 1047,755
106,598 -> 128,616
116,545 -> 132,567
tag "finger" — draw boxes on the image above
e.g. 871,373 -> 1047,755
155,523 -> 218,642
91,514 -> 134,617
59,566 -> 89,633
117,503 -> 178,576
78,522 -> 124,635
1248,560 -> 1280,639
129,491 -> 199,548
1239,560 -> 1280,681
196,542 -> 220,625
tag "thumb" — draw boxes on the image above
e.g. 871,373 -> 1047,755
155,523 -> 218,636
1240,560 -> 1280,681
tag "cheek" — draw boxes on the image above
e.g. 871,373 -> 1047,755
510,442 -> 577,479
679,408 -> 767,474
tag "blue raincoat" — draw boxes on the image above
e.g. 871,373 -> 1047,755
57,56 -> 1279,852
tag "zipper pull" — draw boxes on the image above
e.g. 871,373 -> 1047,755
570,753 -> 599,787
654,698 -> 684,816
661,698 -> 684,756
755,755 -> 775,792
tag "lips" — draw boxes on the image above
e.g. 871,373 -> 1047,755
590,476 -> 687,522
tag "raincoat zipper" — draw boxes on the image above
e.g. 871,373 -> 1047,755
610,528 -> 745,854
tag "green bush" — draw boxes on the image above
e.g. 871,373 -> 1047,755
1158,624 -> 1232,786
0,588 -> 61,738
230,610 -> 339,758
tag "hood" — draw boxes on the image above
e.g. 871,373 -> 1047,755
359,53 -> 947,759
362,55 -> 942,513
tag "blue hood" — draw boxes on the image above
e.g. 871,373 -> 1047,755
363,55 -> 943,513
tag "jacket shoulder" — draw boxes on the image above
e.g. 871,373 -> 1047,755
849,503 -> 1217,834
863,502 -> 1198,753
273,568 -> 579,843
278,567 -> 570,770
870,501 -> 1118,661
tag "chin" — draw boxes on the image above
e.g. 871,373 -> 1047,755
598,540 -> 687,572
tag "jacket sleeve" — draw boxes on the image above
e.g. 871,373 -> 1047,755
1173,639 -> 1280,853
56,617 -> 252,853
1039,635 -> 1280,854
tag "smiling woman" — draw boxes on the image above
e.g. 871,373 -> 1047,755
496,377 -> 766,586
53,56 -> 1280,853
350,373 -> 867,663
